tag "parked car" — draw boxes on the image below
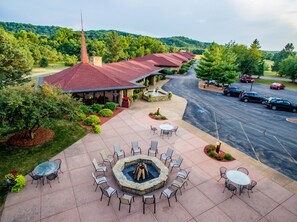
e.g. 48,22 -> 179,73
266,98 -> 297,112
270,83 -> 285,90
223,86 -> 243,97
240,76 -> 254,83
239,92 -> 267,103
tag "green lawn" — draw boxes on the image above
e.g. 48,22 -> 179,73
0,119 -> 87,207
30,63 -> 67,74
254,79 -> 297,91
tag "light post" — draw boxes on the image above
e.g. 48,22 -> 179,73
250,80 -> 254,91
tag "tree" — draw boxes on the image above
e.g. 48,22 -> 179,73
195,43 -> 238,85
105,31 -> 125,62
0,83 -> 82,139
272,43 -> 296,72
0,28 -> 33,89
39,57 -> 48,67
279,56 -> 297,82
64,54 -> 78,66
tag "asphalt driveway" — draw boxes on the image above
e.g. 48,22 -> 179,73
163,67 -> 297,180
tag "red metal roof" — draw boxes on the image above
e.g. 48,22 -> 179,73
43,52 -> 194,92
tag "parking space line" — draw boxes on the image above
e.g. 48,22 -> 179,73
239,122 -> 260,161
214,112 -> 219,140
273,136 -> 297,163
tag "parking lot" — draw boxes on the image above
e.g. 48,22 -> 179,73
163,70 -> 297,180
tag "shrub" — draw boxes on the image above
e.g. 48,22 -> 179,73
209,151 -> 217,158
84,115 -> 101,126
160,74 -> 166,80
39,57 -> 48,68
156,75 -> 160,82
216,155 -> 223,161
132,94 -> 138,101
80,105 -> 90,114
149,112 -> 154,115
11,175 -> 26,192
168,92 -> 173,100
99,108 -> 113,117
155,115 -> 160,120
144,79 -> 150,87
224,153 -> 233,160
133,89 -> 141,94
104,102 -> 116,111
78,113 -> 86,121
92,103 -> 102,113
161,116 -> 167,120
93,125 -> 101,134
205,144 -> 216,153
149,94 -> 153,102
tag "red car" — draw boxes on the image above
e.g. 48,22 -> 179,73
270,83 -> 285,90
240,76 -> 254,83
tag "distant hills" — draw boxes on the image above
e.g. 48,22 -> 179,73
0,21 -> 210,51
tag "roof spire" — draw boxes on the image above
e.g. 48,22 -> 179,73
80,11 -> 89,64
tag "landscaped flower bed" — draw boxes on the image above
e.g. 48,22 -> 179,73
148,108 -> 167,120
204,144 -> 235,162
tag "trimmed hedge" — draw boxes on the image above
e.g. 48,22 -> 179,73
104,102 -> 116,111
92,103 -> 102,113
99,108 -> 113,117
84,115 -> 101,126
80,105 -> 90,114
93,125 -> 101,134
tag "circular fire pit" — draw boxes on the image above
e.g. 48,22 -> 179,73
112,155 -> 169,195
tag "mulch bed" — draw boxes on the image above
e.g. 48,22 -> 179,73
148,114 -> 167,121
8,128 -> 55,147
203,146 -> 235,162
198,80 -> 224,93
79,107 -> 124,132
8,108 -> 124,147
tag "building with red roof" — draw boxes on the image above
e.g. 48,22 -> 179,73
40,27 -> 194,106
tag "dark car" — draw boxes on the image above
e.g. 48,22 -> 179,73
223,86 -> 243,97
239,92 -> 267,103
266,98 -> 297,112
270,82 -> 285,90
240,76 -> 254,83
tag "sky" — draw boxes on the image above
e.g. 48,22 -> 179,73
1,0 -> 297,51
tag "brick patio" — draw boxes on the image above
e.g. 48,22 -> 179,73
1,109 -> 297,222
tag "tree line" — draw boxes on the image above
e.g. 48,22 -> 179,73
196,40 -> 297,84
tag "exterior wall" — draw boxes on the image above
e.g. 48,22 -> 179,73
149,76 -> 156,86
119,90 -> 124,105
127,89 -> 134,98
89,56 -> 102,67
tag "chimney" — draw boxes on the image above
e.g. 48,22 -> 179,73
90,56 -> 102,67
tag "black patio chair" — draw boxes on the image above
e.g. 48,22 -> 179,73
53,159 -> 63,173
223,181 -> 237,199
150,125 -> 158,135
243,180 -> 257,198
217,166 -> 228,182
46,171 -> 60,188
28,172 -> 42,188
237,167 -> 249,175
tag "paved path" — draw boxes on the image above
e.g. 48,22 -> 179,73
1,109 -> 297,222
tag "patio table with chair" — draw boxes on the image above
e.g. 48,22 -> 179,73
33,160 -> 59,186
159,123 -> 173,138
226,170 -> 251,195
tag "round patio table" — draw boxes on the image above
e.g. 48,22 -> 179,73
226,170 -> 250,195
159,124 -> 174,131
34,161 -> 59,177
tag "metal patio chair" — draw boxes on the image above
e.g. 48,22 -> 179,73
169,155 -> 183,172
243,180 -> 257,198
217,166 -> 228,182
92,172 -> 107,192
237,167 -> 249,175
143,194 -> 156,214
148,140 -> 158,157
99,184 -> 118,206
100,150 -> 114,167
160,148 -> 174,165
113,144 -> 125,160
223,181 -> 237,199
119,194 -> 134,213
131,141 -> 142,155
160,184 -> 179,207
92,158 -> 107,175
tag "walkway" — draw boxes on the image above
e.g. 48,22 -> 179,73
1,108 -> 297,222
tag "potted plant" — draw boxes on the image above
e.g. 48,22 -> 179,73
4,169 -> 26,192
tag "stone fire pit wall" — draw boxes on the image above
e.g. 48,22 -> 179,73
112,155 -> 169,195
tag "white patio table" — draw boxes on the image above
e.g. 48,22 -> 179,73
226,170 -> 251,195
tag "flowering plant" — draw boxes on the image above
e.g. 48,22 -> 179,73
123,96 -> 130,101
4,169 -> 26,192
